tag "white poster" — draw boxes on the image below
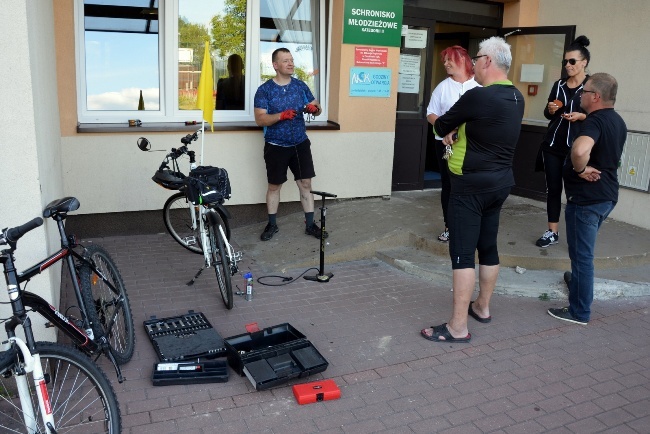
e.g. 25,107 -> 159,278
399,54 -> 421,76
398,74 -> 420,94
405,29 -> 427,49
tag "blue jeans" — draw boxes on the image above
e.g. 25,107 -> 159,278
565,201 -> 615,321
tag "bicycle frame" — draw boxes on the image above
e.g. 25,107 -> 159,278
185,161 -> 214,268
2,213 -> 126,381
184,160 -> 239,271
16,243 -> 110,350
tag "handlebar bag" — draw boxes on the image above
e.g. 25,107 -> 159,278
185,165 -> 232,205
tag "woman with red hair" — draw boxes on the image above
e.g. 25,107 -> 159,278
426,45 -> 480,242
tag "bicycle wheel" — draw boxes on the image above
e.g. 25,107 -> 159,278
163,192 -> 231,254
80,245 -> 135,365
213,206 -> 232,241
163,192 -> 202,254
208,218 -> 233,309
0,342 -> 121,433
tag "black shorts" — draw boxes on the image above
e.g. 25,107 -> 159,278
264,139 -> 316,185
448,187 -> 511,270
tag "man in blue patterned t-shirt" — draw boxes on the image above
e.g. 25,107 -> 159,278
254,48 -> 328,241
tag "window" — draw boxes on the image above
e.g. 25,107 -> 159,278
259,0 -> 322,101
82,1 -> 160,112
75,0 -> 327,124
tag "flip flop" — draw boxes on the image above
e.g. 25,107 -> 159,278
420,323 -> 471,343
468,301 -> 492,323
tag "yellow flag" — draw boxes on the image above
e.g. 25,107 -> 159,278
196,41 -> 214,131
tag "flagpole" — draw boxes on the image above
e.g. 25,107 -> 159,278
201,119 -> 205,166
196,40 -> 213,166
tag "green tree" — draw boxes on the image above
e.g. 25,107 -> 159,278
210,0 -> 246,59
179,16 -> 210,67
178,17 -> 211,110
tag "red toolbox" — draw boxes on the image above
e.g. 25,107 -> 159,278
292,379 -> 341,404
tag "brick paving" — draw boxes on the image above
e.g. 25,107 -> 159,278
77,233 -> 650,433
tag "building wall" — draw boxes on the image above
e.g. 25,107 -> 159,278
54,0 -> 398,215
536,0 -> 650,229
0,0 -> 61,341
52,0 -> 649,228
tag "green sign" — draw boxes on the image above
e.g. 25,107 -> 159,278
343,0 -> 403,47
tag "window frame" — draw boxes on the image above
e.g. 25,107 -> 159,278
74,0 -> 327,125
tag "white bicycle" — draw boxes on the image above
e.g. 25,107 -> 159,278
138,129 -> 241,309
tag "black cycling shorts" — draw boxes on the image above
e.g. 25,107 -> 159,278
264,139 -> 316,185
448,186 -> 511,270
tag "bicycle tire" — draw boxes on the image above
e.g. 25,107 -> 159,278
80,245 -> 135,365
213,205 -> 231,241
163,192 -> 203,254
208,220 -> 233,309
0,342 -> 121,433
163,192 -> 232,255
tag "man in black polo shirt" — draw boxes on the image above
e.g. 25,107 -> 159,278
548,73 -> 627,325
421,37 -> 524,343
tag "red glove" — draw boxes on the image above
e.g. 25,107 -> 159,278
279,109 -> 297,120
304,104 -> 319,114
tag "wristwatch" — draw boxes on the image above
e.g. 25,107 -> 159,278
574,166 -> 586,175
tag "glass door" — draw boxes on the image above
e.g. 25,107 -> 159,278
500,26 -> 575,126
392,17 -> 435,191
499,26 -> 576,200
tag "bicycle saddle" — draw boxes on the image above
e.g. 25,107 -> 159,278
43,197 -> 80,218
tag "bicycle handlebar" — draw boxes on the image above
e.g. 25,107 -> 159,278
1,217 -> 43,247
180,129 -> 202,145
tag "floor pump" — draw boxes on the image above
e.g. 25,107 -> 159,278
304,190 -> 337,283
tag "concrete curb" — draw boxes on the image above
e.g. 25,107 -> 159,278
410,233 -> 650,271
376,246 -> 650,300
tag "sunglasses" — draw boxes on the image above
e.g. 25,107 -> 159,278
562,58 -> 582,66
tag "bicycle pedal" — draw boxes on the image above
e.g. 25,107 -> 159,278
182,236 -> 197,246
231,251 -> 243,261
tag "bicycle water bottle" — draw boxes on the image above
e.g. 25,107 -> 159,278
244,272 -> 254,301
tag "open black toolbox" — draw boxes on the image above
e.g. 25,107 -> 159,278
144,310 -> 229,386
224,323 -> 328,390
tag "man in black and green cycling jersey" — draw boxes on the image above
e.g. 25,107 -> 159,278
421,37 -> 524,343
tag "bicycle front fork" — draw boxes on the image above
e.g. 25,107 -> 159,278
6,338 -> 56,431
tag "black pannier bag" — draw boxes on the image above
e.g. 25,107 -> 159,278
184,165 -> 231,205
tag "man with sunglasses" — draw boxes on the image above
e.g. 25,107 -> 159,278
421,37 -> 524,343
547,73 -> 627,325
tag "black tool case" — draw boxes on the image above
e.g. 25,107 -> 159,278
143,311 -> 227,362
152,360 -> 229,386
144,311 -> 229,385
224,323 -> 328,390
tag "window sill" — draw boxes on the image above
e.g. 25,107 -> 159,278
76,121 -> 340,133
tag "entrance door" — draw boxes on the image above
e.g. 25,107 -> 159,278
391,17 -> 435,191
500,26 -> 576,200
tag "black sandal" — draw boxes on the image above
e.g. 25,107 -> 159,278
420,323 -> 471,343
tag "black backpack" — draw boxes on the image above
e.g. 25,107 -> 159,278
184,165 -> 231,205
